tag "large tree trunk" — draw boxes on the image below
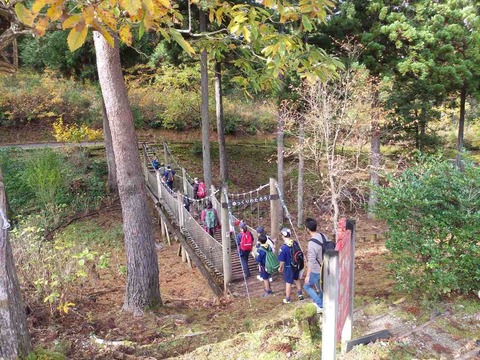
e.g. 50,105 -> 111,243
0,168 -> 31,359
214,61 -> 228,184
199,10 -> 212,191
101,96 -> 117,194
455,83 -> 467,169
93,32 -> 161,314
297,120 -> 304,227
368,116 -> 381,219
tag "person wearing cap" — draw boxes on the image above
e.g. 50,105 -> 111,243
256,226 -> 275,282
277,227 -> 304,304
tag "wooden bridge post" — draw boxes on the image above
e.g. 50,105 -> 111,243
270,178 -> 280,254
156,170 -> 162,200
182,168 -> 188,195
163,142 -> 168,167
220,187 -> 232,289
177,193 -> 185,228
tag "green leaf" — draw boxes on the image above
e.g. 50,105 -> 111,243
170,28 -> 195,56
301,15 -> 313,32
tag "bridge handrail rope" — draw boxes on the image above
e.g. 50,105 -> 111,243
224,188 -> 252,307
227,183 -> 270,197
275,183 -> 302,249
163,141 -> 195,184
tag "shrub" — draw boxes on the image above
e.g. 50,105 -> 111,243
374,155 -> 480,298
0,70 -> 101,128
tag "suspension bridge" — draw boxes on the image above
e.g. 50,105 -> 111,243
140,142 -> 298,300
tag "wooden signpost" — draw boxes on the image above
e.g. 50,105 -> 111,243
322,218 -> 356,359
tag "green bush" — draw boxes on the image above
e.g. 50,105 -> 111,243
374,155 -> 480,298
0,148 -> 107,229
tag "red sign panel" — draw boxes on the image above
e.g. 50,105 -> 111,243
335,218 -> 353,342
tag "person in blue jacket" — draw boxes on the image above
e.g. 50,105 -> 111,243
277,228 -> 304,304
255,234 -> 273,297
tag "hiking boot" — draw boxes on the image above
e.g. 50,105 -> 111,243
298,294 -> 305,301
283,298 -> 291,304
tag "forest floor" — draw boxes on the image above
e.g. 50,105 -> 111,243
2,129 -> 479,359
27,206 -> 480,360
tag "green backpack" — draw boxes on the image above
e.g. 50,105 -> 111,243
258,246 -> 280,275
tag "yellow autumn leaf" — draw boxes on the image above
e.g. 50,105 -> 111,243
14,3 -> 36,27
67,22 -> 88,52
142,0 -> 155,14
32,0 -> 48,14
83,5 -> 95,25
155,0 -> 171,9
34,16 -> 50,36
92,20 -> 115,47
46,0 -> 63,21
143,11 -> 154,31
119,24 -> 132,45
120,0 -> 142,15
63,14 -> 82,29
97,8 -> 117,30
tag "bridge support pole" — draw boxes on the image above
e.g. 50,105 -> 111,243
221,187 -> 232,290
156,171 -> 162,200
270,178 -> 280,254
182,168 -> 188,196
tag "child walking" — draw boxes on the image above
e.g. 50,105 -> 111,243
255,234 -> 274,297
278,228 -> 304,303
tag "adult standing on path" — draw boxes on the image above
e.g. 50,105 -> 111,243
303,217 -> 326,313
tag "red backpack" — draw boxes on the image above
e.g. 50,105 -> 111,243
197,182 -> 206,199
240,231 -> 253,251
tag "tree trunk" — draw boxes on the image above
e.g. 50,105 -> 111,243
101,96 -> 118,194
297,120 -> 304,227
456,83 -> 467,169
214,61 -> 228,184
93,32 -> 161,314
12,38 -> 18,69
0,168 -> 31,359
419,109 -> 426,152
368,116 -> 381,219
199,10 -> 212,191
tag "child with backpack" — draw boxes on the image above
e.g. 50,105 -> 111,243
201,201 -> 220,237
256,226 -> 275,282
236,222 -> 254,278
303,217 -> 334,313
255,234 -> 278,297
277,227 -> 305,304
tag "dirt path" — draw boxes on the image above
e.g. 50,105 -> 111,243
0,141 -> 104,150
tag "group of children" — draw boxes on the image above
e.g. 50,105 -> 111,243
237,218 -> 328,313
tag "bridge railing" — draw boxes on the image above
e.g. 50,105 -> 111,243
142,144 -> 224,276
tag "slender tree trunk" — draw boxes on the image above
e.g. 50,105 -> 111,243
214,61 -> 228,184
0,168 -> 31,359
12,38 -> 18,69
93,32 -> 161,314
456,83 -> 467,169
199,10 -> 212,191
419,109 -> 426,152
101,96 -> 117,194
297,120 -> 304,227
368,116 -> 381,219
